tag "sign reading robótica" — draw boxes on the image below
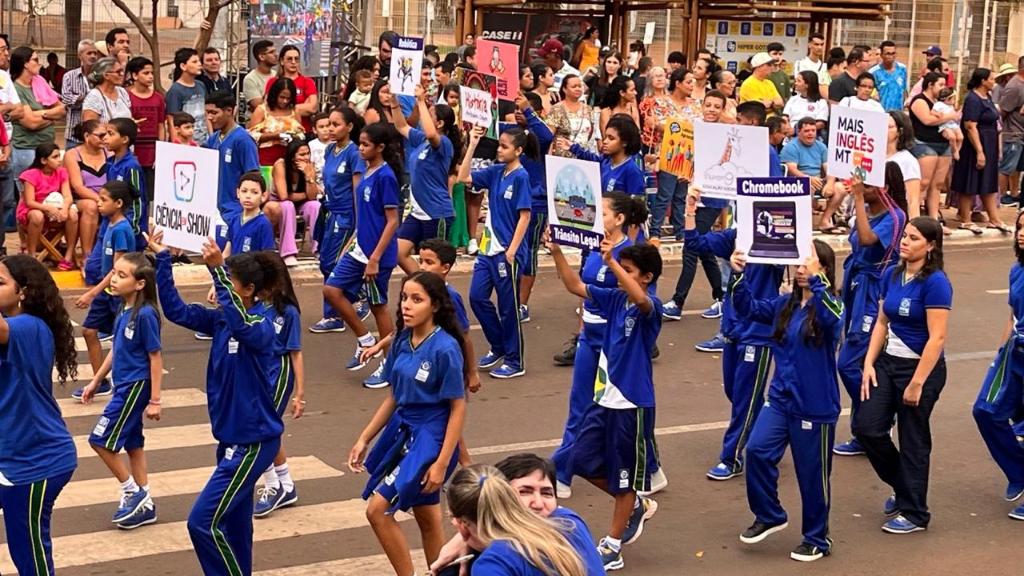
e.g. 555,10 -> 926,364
827,106 -> 887,187
389,35 -> 424,96
546,155 -> 604,250
153,141 -> 220,253
735,177 -> 812,265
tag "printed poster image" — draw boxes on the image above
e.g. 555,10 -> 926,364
693,122 -> 770,200
248,0 -> 333,77
545,155 -> 605,250
152,141 -> 221,253
827,106 -> 887,186
704,19 -> 809,75
389,36 -> 424,96
456,68 -> 500,139
658,117 -> 695,180
477,39 -> 520,100
735,177 -> 812,265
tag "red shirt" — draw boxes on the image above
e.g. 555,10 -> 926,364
128,90 -> 166,167
265,74 -> 317,133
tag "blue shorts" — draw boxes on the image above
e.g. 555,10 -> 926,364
398,215 -> 453,245
325,253 -> 394,305
270,356 -> 296,418
83,290 -> 121,334
999,141 -> 1024,176
911,139 -> 950,158
572,404 -> 656,494
524,211 -> 548,276
317,215 -> 355,276
88,380 -> 151,452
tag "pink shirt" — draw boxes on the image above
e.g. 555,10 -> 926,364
16,166 -> 68,223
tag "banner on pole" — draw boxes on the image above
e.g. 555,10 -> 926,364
546,155 -> 605,250
735,177 -> 812,265
152,142 -> 221,253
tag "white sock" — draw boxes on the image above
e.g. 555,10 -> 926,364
121,476 -> 139,494
276,463 -> 294,492
262,465 -> 281,490
605,536 -> 622,551
357,333 -> 376,347
140,484 -> 150,495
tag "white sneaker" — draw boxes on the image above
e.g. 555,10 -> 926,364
283,255 -> 299,267
467,238 -> 479,255
639,467 -> 668,496
556,481 -> 572,499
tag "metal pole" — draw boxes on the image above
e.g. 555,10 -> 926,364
364,0 -> 377,53
980,0 -> 990,66
907,0 -> 917,74
403,0 -> 409,36
883,15 -> 890,40
664,9 -> 671,60
989,1 -> 998,67
955,0 -> 969,91
91,0 -> 98,40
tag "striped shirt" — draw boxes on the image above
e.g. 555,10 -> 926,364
61,66 -> 90,145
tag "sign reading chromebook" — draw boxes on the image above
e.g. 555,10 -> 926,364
736,177 -> 812,265
152,141 -> 221,253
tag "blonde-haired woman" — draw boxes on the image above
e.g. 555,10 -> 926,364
446,464 -> 594,576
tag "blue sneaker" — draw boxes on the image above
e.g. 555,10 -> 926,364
701,300 -> 723,319
661,301 -> 682,321
833,438 -> 866,456
253,485 -> 288,518
71,379 -> 113,400
597,538 -> 624,571
695,334 -> 727,353
1001,193 -> 1019,206
346,344 -> 380,371
117,500 -> 157,530
194,332 -> 213,341
309,318 -> 346,333
490,363 -> 526,379
882,515 -> 925,534
1007,483 -> 1024,502
355,302 -> 372,322
883,494 -> 899,516
478,351 -> 504,370
519,304 -> 531,323
706,461 -> 744,481
362,362 -> 390,389
1009,504 -> 1024,521
98,331 -> 113,343
112,488 -> 150,524
622,496 -> 657,545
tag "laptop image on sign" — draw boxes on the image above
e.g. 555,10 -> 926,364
749,201 -> 800,259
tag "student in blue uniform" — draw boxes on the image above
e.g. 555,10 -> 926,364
549,237 -> 663,572
557,114 -> 646,200
514,92 -> 554,323
221,172 -> 274,256
323,122 -> 401,388
74,181 -> 140,400
678,189 -> 785,481
392,85 -> 461,274
730,240 -> 843,562
149,231 -> 283,576
445,464 -> 592,576
0,255 -> 78,576
205,91 -> 260,224
81,252 -> 163,530
251,252 -> 305,518
105,118 -> 147,249
347,271 -> 466,575
551,192 -> 648,497
310,106 -> 365,333
458,126 -> 532,379
974,209 -> 1024,520
833,163 -> 909,457
855,216 -> 952,534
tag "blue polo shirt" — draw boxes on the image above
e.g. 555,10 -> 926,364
383,327 -> 464,408
780,138 -> 828,178
881,268 -> 953,357
106,151 -> 147,246
471,164 -> 532,260
206,125 -> 260,220
351,163 -> 400,268
587,286 -> 662,408
228,212 -> 275,254
112,305 -> 161,385
103,219 -> 135,276
407,128 -> 455,220
322,141 -> 364,223
447,284 -> 470,333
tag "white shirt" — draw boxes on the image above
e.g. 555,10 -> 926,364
888,149 -> 921,182
838,96 -> 885,113
0,69 -> 20,137
553,61 -> 581,91
783,94 -> 829,124
795,56 -> 830,87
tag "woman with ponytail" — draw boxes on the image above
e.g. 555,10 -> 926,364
348,271 -> 466,575
833,164 -> 909,457
446,464 -> 590,576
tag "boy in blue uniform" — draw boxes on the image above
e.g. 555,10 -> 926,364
221,172 -> 274,256
549,236 -> 663,572
150,231 -> 283,576
458,126 -> 532,379
105,118 -> 147,249
74,182 -> 140,400
205,91 -> 260,224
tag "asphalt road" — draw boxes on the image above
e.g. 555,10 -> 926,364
2,244 -> 1019,575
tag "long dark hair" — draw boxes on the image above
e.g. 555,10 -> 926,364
119,253 -> 160,325
332,105 -> 365,145
899,217 -> 945,279
9,46 -> 34,79
283,139 -> 310,195
598,51 -> 623,86
888,110 -> 916,151
434,103 -> 463,174
367,79 -> 391,120
605,191 -> 648,231
967,67 -> 992,91
362,121 -> 404,173
773,239 -> 836,347
252,251 -> 300,314
172,48 -> 198,81
3,255 -> 77,384
267,77 -> 297,112
395,271 -> 467,357
30,142 -> 60,170
600,75 -> 633,109
798,71 -> 822,102
225,252 -> 271,296
884,161 -> 909,216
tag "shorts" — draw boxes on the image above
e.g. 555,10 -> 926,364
83,290 -> 121,334
469,158 -> 493,194
325,253 -> 394,306
999,141 -> 1024,176
397,215 -> 453,245
88,380 -> 151,452
911,139 -> 951,158
271,356 -> 296,418
572,404 -> 657,494
523,211 -> 548,276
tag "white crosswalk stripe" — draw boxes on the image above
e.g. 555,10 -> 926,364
73,423 -> 215,458
58,388 -> 208,418
253,551 -> 428,576
75,336 -> 111,352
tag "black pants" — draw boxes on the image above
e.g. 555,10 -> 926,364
853,353 -> 946,527
671,206 -> 724,306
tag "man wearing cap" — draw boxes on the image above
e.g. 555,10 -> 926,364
538,38 -> 579,91
766,42 -> 792,104
738,52 -> 783,115
906,56 -> 949,107
869,40 -> 907,112
998,56 -> 1024,205
828,47 -> 867,104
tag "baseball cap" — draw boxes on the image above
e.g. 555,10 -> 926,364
922,45 -> 943,57
750,52 -> 773,68
538,38 -> 564,58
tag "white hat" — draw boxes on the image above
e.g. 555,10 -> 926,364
750,52 -> 773,69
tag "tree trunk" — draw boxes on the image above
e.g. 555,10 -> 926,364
194,0 -> 234,54
64,0 -> 83,68
110,0 -> 163,91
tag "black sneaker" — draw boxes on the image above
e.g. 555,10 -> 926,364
650,344 -> 660,360
553,334 -> 578,366
790,542 -> 830,562
739,520 -> 788,544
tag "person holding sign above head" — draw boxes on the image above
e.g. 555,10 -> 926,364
738,53 -> 783,117
458,125 -> 532,379
730,239 -> 843,562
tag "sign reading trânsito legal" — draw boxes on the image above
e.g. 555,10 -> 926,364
736,177 -> 812,265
